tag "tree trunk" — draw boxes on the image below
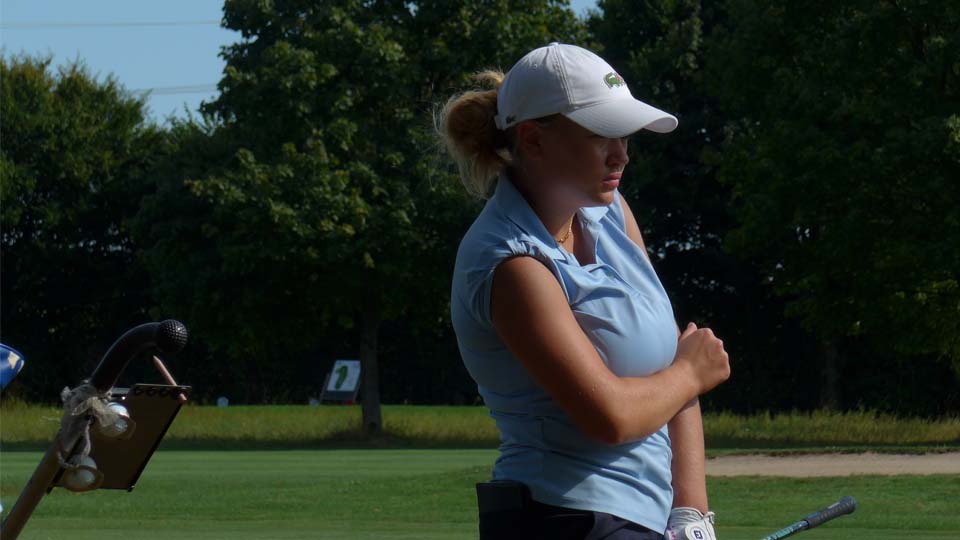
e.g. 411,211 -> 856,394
360,288 -> 383,436
820,340 -> 841,410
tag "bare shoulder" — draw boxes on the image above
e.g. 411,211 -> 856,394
492,255 -> 559,292
490,255 -> 572,332
617,192 -> 649,259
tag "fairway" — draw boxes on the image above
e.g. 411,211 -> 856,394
2,449 -> 958,539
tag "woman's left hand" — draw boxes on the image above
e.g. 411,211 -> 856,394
664,507 -> 717,540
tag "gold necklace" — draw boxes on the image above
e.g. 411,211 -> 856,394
555,220 -> 573,244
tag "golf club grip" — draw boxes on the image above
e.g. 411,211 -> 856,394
804,496 -> 857,528
760,496 -> 856,540
88,320 -> 188,392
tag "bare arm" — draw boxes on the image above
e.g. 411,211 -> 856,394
620,194 -> 709,511
618,193 -> 650,262
491,256 -> 705,444
668,397 -> 709,511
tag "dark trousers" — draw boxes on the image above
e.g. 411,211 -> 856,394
477,481 -> 664,540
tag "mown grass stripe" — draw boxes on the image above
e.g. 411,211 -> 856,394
0,450 -> 957,539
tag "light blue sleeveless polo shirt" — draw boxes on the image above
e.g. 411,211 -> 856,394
451,173 -> 679,533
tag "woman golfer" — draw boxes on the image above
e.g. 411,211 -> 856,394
440,43 -> 731,540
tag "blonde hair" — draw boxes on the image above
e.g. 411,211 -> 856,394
435,70 -> 512,198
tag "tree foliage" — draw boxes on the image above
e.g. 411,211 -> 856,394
705,0 -> 960,377
1,55 -> 162,399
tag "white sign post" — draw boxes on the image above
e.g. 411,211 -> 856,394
320,359 -> 361,403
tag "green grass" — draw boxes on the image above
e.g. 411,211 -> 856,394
1,450 -> 958,539
2,402 -> 958,451
0,450 -> 494,540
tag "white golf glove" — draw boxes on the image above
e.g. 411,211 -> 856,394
664,507 -> 717,540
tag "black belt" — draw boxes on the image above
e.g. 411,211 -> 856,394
477,480 -> 533,514
475,480 -> 661,540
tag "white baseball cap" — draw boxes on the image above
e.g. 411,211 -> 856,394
493,42 -> 678,137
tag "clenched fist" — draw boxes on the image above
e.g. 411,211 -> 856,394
675,322 -> 730,395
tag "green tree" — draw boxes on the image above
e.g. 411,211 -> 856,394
704,0 -> 960,406
1,55 -> 162,399
136,0 -> 585,430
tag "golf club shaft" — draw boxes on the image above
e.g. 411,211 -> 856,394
761,521 -> 809,540
760,496 -> 857,540
0,429 -> 86,540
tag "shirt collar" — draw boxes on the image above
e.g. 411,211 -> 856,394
492,172 -> 613,258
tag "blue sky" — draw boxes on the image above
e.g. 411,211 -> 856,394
1,0 -> 598,124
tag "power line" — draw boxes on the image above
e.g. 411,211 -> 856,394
1,20 -> 222,30
132,84 -> 219,96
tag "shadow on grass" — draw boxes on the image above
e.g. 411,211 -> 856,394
0,429 -> 960,457
0,428 -> 501,452
5,437 -> 956,454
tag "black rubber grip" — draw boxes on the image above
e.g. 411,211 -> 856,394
88,320 -> 188,392
804,496 -> 857,528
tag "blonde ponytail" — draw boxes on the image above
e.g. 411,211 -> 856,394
435,70 -> 511,198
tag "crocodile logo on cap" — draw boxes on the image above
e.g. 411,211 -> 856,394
603,72 -> 625,88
